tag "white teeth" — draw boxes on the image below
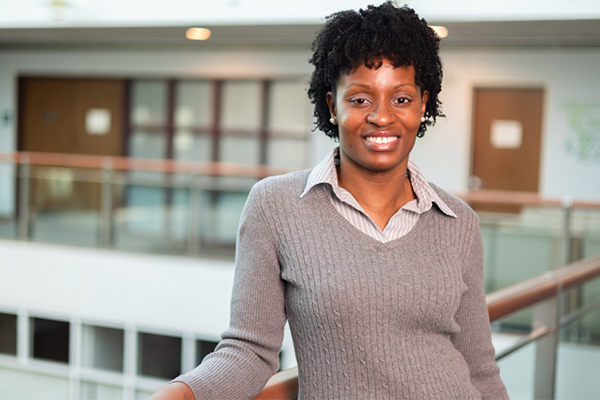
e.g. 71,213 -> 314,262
366,136 -> 397,144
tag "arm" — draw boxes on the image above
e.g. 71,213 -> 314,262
170,184 -> 287,400
450,217 -> 509,400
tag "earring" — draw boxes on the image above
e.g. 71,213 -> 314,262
330,116 -> 337,125
420,116 -> 426,123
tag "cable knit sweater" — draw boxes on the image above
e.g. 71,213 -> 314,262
174,170 -> 508,400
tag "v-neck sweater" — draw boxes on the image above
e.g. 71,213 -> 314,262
174,169 -> 508,400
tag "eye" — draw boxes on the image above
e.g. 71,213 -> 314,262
394,97 -> 411,105
349,97 -> 370,106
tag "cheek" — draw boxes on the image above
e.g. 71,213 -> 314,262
338,112 -> 362,134
402,108 -> 424,131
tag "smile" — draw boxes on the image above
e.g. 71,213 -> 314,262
365,136 -> 398,144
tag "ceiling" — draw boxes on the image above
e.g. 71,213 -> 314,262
1,19 -> 600,50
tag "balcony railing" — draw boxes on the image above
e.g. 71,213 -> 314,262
0,151 -> 293,258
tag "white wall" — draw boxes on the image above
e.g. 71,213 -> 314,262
1,46 -> 599,206
411,48 -> 600,200
0,239 -> 235,337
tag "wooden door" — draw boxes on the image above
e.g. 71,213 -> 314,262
19,77 -> 125,211
470,88 -> 544,212
20,77 -> 124,156
20,78 -> 74,154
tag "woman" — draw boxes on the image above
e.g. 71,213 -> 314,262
153,3 -> 508,399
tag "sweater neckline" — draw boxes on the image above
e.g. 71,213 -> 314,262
313,184 -> 433,251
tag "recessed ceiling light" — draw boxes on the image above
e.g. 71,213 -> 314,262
186,28 -> 212,41
430,26 -> 448,39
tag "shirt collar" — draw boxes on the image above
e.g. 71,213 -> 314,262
300,148 -> 339,198
301,147 -> 457,218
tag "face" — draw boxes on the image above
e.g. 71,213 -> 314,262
326,60 -> 428,176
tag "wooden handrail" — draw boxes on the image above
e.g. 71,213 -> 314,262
254,254 -> 600,400
486,254 -> 600,321
0,151 -> 294,179
456,189 -> 600,209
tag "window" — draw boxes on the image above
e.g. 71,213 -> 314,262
0,312 -> 17,355
138,332 -> 181,379
196,339 -> 218,364
126,78 -> 310,167
31,317 -> 70,363
81,325 -> 124,372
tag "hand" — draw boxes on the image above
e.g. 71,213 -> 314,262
148,382 -> 194,400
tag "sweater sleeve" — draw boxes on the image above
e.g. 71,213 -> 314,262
451,214 -> 509,400
172,183 -> 287,400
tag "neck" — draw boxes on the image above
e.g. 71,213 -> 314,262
336,159 -> 416,230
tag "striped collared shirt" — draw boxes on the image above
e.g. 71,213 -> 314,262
300,148 -> 457,243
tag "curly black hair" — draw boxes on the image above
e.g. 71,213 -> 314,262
308,1 -> 444,140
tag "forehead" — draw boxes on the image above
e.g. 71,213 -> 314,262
337,62 -> 418,89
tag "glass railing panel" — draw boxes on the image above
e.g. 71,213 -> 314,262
555,298 -> 600,399
491,305 -> 534,339
496,339 -> 537,400
112,172 -> 188,254
111,172 -> 252,259
28,166 -> 102,246
491,305 -> 537,398
0,216 -> 17,238
479,206 -> 567,293
0,163 -> 17,239
572,208 -> 600,259
198,189 -> 248,258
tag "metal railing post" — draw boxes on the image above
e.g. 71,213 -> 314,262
100,157 -> 113,248
187,164 -> 202,255
532,292 -> 560,400
562,196 -> 573,265
18,152 -> 30,240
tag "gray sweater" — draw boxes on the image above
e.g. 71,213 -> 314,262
175,170 -> 509,400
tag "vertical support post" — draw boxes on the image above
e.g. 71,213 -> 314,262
123,325 -> 137,400
187,165 -> 202,255
181,332 -> 197,374
562,196 -> 573,265
18,152 -> 30,240
533,295 -> 560,400
17,309 -> 29,366
68,318 -> 82,400
101,157 -> 113,248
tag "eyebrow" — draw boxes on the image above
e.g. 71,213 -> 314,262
345,83 -> 416,90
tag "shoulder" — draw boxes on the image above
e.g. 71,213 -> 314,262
250,169 -> 312,201
428,182 -> 479,224
246,169 -> 313,217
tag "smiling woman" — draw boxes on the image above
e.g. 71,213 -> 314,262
151,3 -> 509,400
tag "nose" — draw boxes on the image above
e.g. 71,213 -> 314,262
366,101 -> 395,127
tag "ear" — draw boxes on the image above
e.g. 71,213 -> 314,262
420,90 -> 429,117
326,91 -> 336,118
